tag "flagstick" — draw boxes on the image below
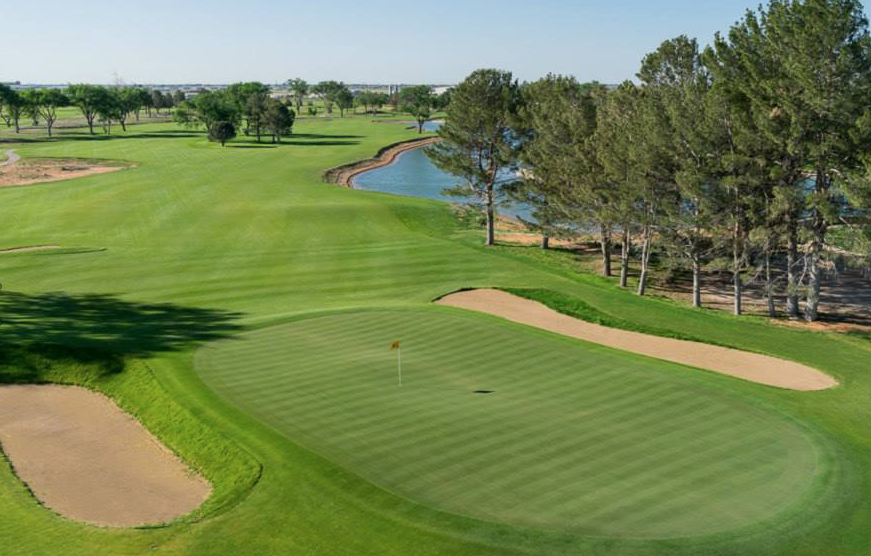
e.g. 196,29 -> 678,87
397,348 -> 402,387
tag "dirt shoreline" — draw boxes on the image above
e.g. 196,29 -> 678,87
437,289 -> 838,391
324,136 -> 442,187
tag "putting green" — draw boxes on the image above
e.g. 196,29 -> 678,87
195,309 -> 823,538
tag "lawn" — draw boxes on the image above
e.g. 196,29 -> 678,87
0,116 -> 869,555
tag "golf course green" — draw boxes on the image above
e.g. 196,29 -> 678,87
196,309 -> 822,538
0,116 -> 868,556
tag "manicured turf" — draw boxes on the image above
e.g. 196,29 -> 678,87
0,116 -> 869,555
196,309 -> 821,537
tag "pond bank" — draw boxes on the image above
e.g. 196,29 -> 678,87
324,136 -> 442,187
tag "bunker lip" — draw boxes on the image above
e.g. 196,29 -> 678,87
436,289 -> 838,391
0,384 -> 211,527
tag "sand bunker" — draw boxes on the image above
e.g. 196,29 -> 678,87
437,289 -> 838,391
0,384 -> 210,527
0,154 -> 128,188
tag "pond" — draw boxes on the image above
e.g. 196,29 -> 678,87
352,126 -> 532,221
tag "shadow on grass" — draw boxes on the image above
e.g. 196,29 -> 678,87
229,139 -> 360,147
1,130 -> 366,146
0,291 -> 244,358
291,133 -> 364,140
0,132 -> 201,144
227,144 -> 278,149
279,140 -> 360,147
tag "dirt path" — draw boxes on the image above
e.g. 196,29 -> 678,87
326,136 -> 442,187
0,150 -> 20,167
0,384 -> 211,527
437,289 -> 838,391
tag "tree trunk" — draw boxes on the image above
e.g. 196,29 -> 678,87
600,224 -> 612,277
733,268 -> 743,316
13,116 -> 19,133
786,215 -> 800,318
765,242 -> 776,318
637,225 -> 651,296
692,255 -> 702,308
87,116 -> 94,135
485,188 -> 495,247
805,237 -> 823,322
733,221 -> 743,316
804,172 -> 827,322
620,229 -> 630,288
540,235 -> 549,249
805,224 -> 825,322
418,121 -> 424,134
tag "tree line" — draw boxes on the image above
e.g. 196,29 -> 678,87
429,0 -> 871,322
173,82 -> 295,146
283,78 -> 449,127
0,84 -> 181,137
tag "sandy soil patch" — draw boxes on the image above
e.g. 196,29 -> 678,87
0,384 -> 210,527
0,156 -> 128,188
325,136 -> 442,187
437,289 -> 838,391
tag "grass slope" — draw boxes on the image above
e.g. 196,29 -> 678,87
0,118 -> 868,555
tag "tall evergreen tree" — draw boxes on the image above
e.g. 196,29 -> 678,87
427,69 -> 522,246
596,82 -> 646,287
763,0 -> 871,321
647,36 -> 724,308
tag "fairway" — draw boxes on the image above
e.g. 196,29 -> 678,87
0,115 -> 867,556
195,309 -> 823,538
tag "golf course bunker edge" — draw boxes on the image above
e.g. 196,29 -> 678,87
0,384 -> 211,527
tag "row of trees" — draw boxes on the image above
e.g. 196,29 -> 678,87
430,0 -> 871,322
173,82 -> 295,145
285,79 -> 356,117
0,84 -> 181,136
0,79 -> 450,139
284,78 -> 449,125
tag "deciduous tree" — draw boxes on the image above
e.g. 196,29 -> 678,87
24,89 -> 68,138
398,85 -> 437,133
264,99 -> 295,143
287,78 -> 308,114
209,121 -> 236,146
67,84 -> 111,134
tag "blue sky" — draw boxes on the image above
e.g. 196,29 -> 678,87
6,1 -> 776,84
